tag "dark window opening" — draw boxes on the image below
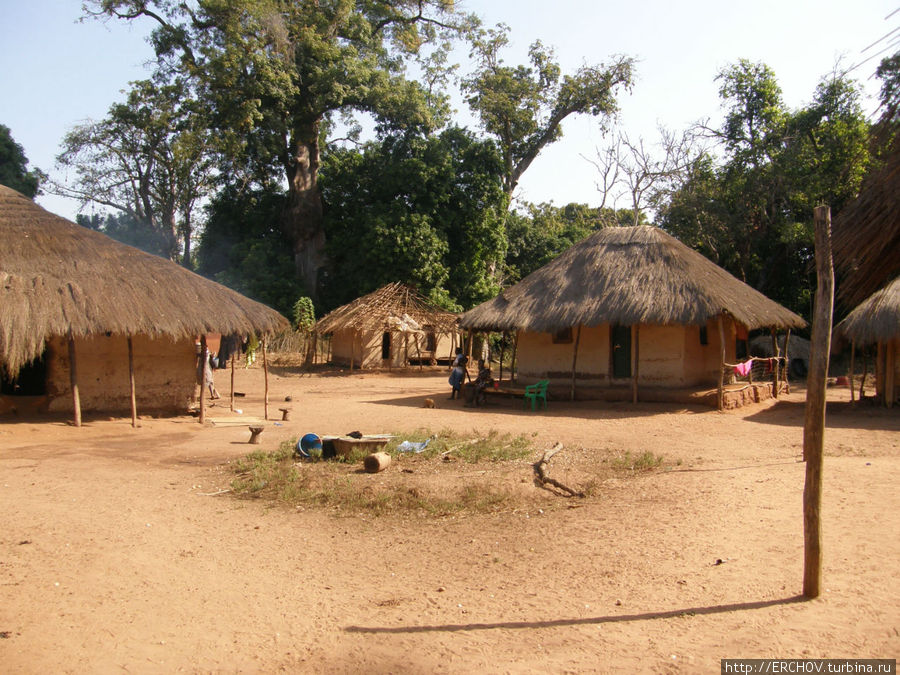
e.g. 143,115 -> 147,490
2,352 -> 48,396
699,326 -> 708,345
552,327 -> 573,344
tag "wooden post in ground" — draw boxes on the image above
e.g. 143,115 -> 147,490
632,324 -> 640,404
570,325 -> 582,401
770,328 -> 780,398
67,329 -> 82,427
849,341 -> 856,404
262,337 -> 269,421
783,329 -> 792,394
499,332 -> 506,383
230,353 -> 236,412
803,205 -> 834,599
717,316 -> 726,411
511,331 -> 519,383
886,339 -> 896,409
199,334 -> 207,425
127,336 -> 137,428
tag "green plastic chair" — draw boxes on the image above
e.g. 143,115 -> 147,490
523,380 -> 549,411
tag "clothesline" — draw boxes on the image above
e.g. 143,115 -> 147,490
725,356 -> 787,377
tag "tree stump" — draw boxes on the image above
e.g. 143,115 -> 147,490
278,408 -> 291,421
364,452 -> 391,473
248,426 -> 264,444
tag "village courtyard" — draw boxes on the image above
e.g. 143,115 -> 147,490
1,365 -> 898,673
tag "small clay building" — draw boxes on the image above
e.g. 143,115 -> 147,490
0,184 -> 288,418
460,225 -> 806,407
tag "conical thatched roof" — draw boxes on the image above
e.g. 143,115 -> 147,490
833,143 -> 900,307
315,282 -> 457,335
835,276 -> 900,346
460,226 -> 806,333
1,184 -> 289,376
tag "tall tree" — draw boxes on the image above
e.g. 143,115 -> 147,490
319,126 -> 508,311
0,125 -> 43,198
91,0 -> 471,296
462,24 -> 633,200
658,61 -> 871,317
52,77 -> 214,266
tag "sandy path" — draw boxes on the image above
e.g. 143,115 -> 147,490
1,368 -> 898,673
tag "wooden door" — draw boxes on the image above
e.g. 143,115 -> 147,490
611,324 -> 632,379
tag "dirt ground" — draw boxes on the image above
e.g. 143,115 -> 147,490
1,364 -> 898,674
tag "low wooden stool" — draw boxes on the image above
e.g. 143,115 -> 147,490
248,426 -> 264,444
278,407 -> 291,421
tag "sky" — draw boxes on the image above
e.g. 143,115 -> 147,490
1,0 -> 897,222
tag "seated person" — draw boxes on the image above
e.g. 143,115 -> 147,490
472,359 -> 494,407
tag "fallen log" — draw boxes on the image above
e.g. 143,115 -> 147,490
533,442 -> 585,497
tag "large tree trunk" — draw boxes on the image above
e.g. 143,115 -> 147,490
283,121 -> 326,300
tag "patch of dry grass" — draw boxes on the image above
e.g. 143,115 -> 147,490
228,431 -> 667,517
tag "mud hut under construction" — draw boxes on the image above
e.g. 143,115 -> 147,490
460,225 -> 806,408
314,283 -> 460,369
0,184 -> 288,421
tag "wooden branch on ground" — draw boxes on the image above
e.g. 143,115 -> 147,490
533,442 -> 585,497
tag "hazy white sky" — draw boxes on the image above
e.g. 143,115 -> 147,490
1,0 -> 896,221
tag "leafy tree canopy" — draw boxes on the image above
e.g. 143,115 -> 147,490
0,125 -> 43,198
463,24 -> 633,199
658,60 -> 872,319
320,126 -> 508,312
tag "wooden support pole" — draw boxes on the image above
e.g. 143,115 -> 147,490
860,348 -> 869,400
230,353 -> 236,412
770,328 -> 779,398
511,331 -> 519,383
802,205 -> 834,599
886,339 -> 896,409
849,340 -> 856,404
499,332 -> 506,383
67,329 -> 82,427
199,334 -> 207,425
127,336 -> 137,428
262,337 -> 269,421
783,329 -> 792,394
717,316 -> 726,411
632,324 -> 640,404
570,324 -> 582,401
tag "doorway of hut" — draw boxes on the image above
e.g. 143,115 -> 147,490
1,352 -> 48,397
381,332 -> 391,361
611,324 -> 632,379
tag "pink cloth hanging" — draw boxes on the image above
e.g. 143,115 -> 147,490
733,360 -> 753,377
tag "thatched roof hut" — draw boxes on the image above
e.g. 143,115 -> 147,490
460,226 -> 805,408
1,184 -> 288,419
315,282 -> 459,369
835,277 -> 900,346
833,144 -> 900,307
835,277 -> 900,407
460,226 -> 805,332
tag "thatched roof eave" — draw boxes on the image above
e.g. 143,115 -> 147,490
459,226 -> 805,334
835,277 -> 900,346
0,185 -> 289,376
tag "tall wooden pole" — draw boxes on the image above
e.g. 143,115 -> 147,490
67,329 -> 82,427
199,334 -> 207,425
848,340 -> 856,404
570,325 -> 582,401
783,329 -> 792,394
717,316 -> 726,411
511,331 -> 519,383
127,336 -> 137,428
230,352 -> 236,412
770,328 -> 780,398
263,337 -> 269,421
803,205 -> 834,599
632,325 -> 640,404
